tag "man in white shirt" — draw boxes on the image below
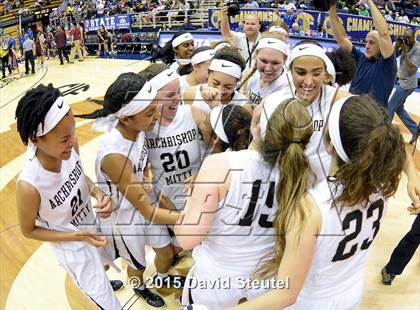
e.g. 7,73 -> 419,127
220,2 -> 261,68
280,0 -> 296,11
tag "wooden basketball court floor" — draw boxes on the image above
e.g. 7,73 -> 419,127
0,58 -> 419,310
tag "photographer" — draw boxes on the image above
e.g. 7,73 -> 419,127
329,0 -> 396,107
388,28 -> 419,144
220,1 -> 261,68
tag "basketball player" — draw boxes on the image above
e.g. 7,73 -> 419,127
183,47 -> 252,114
138,64 -> 210,257
15,84 -> 121,309
175,99 -> 314,307
260,41 -> 349,187
152,31 -> 195,74
233,95 -> 413,309
262,41 -> 419,203
77,73 -> 181,307
177,46 -> 215,93
239,32 -> 289,107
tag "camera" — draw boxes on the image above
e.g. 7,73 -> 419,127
396,35 -> 408,45
218,0 -> 240,17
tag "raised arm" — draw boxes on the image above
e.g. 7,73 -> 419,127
101,153 -> 180,225
220,1 -> 233,40
367,0 -> 393,58
328,3 -> 353,52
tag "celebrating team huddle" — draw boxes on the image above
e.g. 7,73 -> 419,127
15,26 -> 419,310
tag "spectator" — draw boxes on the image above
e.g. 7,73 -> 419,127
349,4 -> 359,15
18,31 -> 24,55
281,8 -> 297,30
358,3 -> 370,16
411,17 -> 420,25
22,34 -> 35,74
34,30 -> 46,67
329,0 -> 396,107
69,22 -> 83,61
55,26 -> 71,65
387,28 -> 419,144
381,215 -> 419,286
383,9 -> 394,21
1,36 -> 11,79
243,0 -> 259,9
290,22 -> 304,36
397,9 -> 410,23
178,17 -> 196,31
45,29 -> 55,60
280,0 -> 297,11
98,24 -> 110,56
220,2 -> 261,68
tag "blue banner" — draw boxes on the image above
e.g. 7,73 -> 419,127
207,8 -> 420,42
159,31 -> 345,51
84,14 -> 131,32
158,30 -> 420,81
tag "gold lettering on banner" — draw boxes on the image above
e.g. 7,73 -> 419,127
296,12 -> 314,32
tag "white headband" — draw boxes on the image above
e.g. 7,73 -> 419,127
210,105 -> 229,143
36,96 -> 70,136
269,26 -> 288,35
208,59 -> 242,79
289,43 -> 330,69
172,33 -> 194,48
27,96 -> 71,159
191,49 -> 215,65
149,69 -> 179,90
93,81 -> 157,132
256,38 -> 288,56
213,42 -> 231,51
328,96 -> 354,163
324,56 -> 336,84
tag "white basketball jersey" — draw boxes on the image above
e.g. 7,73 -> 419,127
193,150 -> 278,277
17,149 -> 95,250
179,74 -> 190,94
290,180 -> 387,308
145,105 -> 202,210
247,70 -> 289,107
95,128 -> 149,233
193,84 -> 249,113
304,84 -> 337,186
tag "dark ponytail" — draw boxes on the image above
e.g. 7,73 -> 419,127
220,104 -> 251,151
326,48 -> 357,86
333,96 -> 406,206
76,72 -> 147,119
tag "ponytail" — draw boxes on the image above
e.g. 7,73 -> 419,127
76,72 -> 147,119
254,99 -> 313,279
221,105 -> 251,151
333,96 -> 406,206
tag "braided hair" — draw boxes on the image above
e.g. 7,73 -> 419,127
76,72 -> 147,119
15,83 -> 62,145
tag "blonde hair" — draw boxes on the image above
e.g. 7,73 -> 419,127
254,98 -> 313,279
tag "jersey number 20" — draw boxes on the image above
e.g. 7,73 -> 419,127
161,151 -> 190,172
332,199 -> 384,262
